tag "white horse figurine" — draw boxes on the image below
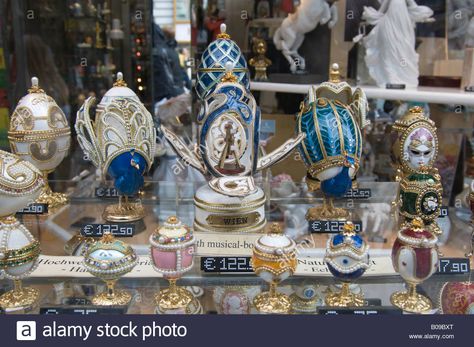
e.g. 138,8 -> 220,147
273,0 -> 338,73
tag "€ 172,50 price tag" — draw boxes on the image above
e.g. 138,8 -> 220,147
80,223 -> 135,237
201,256 -> 253,273
308,220 -> 363,233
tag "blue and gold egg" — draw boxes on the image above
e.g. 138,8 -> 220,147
296,64 -> 367,198
324,222 -> 370,281
196,23 -> 250,100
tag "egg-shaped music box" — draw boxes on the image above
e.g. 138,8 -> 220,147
8,77 -> 70,209
76,72 -> 156,222
150,216 -> 201,314
324,221 -> 370,307
0,150 -> 44,309
196,23 -> 250,100
252,223 -> 297,314
391,218 -> 439,313
297,63 -> 369,220
83,232 -> 138,306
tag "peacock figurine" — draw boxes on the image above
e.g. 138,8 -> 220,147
297,63 -> 369,220
75,72 -> 156,222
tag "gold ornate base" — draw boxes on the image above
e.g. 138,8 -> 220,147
92,289 -> 131,306
155,286 -> 194,311
325,283 -> 364,307
306,205 -> 348,221
0,286 -> 39,310
102,199 -> 145,223
391,284 -> 432,313
290,293 -> 319,314
254,291 -> 291,314
37,185 -> 68,209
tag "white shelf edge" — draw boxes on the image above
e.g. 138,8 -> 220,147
250,81 -> 474,106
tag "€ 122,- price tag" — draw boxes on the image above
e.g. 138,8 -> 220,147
80,223 -> 135,237
343,188 -> 372,199
95,187 -> 119,198
16,203 -> 48,215
435,258 -> 470,275
201,256 -> 253,273
308,220 -> 363,233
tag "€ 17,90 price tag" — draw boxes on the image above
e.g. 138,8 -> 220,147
80,223 -> 135,237
435,258 -> 470,275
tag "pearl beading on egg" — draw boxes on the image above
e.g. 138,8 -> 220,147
325,257 -> 370,274
325,238 -> 370,260
396,230 -> 437,248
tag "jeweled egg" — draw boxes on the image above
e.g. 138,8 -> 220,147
8,77 -> 70,173
324,221 -> 370,281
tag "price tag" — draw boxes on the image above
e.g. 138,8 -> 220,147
200,256 -> 253,273
435,258 -> 470,275
95,187 -> 119,198
61,297 -> 92,306
343,188 -> 372,199
386,83 -> 406,89
16,203 -> 48,215
318,307 -> 402,315
439,206 -> 448,218
80,224 -> 135,237
308,220 -> 363,233
40,307 -> 126,315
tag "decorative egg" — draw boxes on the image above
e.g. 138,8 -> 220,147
196,24 -> 250,100
391,106 -> 438,175
324,221 -> 370,281
83,232 -> 138,281
296,64 -> 368,201
0,219 -> 41,278
391,218 -> 438,285
0,150 -> 44,217
439,282 -> 474,314
149,216 -> 195,278
75,72 -> 156,196
252,223 -> 297,284
8,77 -> 70,173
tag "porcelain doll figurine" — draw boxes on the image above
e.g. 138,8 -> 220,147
75,72 -> 156,222
8,77 -> 70,209
273,0 -> 338,73
361,0 -> 434,88
297,63 -> 369,220
0,150 -> 44,310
